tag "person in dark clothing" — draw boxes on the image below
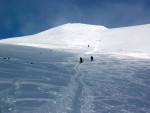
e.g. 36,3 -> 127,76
80,57 -> 83,63
88,45 -> 89,48
91,56 -> 93,61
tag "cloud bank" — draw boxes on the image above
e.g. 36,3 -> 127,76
0,0 -> 150,38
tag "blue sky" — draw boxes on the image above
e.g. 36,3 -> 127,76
0,0 -> 150,39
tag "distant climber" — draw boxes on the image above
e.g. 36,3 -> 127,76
3,57 -> 10,60
80,57 -> 83,63
91,56 -> 93,61
88,45 -> 90,48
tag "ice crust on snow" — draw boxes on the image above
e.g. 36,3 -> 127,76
0,23 -> 150,58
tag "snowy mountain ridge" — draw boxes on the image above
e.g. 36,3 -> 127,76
0,23 -> 150,58
0,23 -> 107,50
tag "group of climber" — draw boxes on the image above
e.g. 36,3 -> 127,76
79,45 -> 94,63
80,56 -> 93,63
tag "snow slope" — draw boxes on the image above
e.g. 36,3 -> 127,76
0,23 -> 150,58
99,24 -> 150,58
0,23 -> 150,113
0,23 -> 106,50
0,44 -> 150,113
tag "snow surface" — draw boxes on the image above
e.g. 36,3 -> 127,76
0,23 -> 150,113
0,23 -> 106,51
0,23 -> 150,58
99,24 -> 150,59
0,44 -> 150,113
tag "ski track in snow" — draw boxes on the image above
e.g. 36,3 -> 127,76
0,44 -> 150,113
72,59 -> 94,113
71,63 -> 82,113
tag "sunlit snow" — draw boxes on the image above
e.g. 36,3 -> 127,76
0,23 -> 150,113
